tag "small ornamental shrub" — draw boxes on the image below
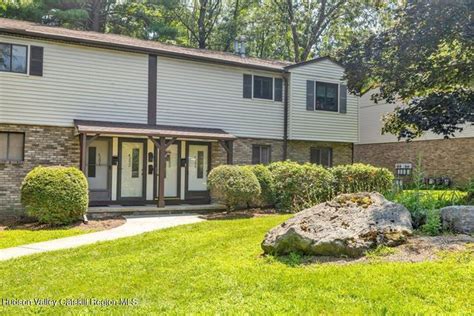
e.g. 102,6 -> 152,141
268,161 -> 334,212
392,189 -> 467,229
21,166 -> 89,225
244,164 -> 275,207
331,163 -> 394,195
208,165 -> 261,210
420,209 -> 441,236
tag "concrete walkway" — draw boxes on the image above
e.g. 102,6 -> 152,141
0,214 -> 204,261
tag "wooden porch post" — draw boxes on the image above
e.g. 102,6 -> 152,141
80,133 -> 87,174
158,137 -> 167,208
149,136 -> 176,208
219,140 -> 234,165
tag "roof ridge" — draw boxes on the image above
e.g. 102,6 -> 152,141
0,17 -> 292,70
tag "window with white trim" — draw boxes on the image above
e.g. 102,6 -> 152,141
0,43 -> 27,74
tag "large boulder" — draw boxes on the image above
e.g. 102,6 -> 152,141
262,192 -> 413,258
441,206 -> 474,234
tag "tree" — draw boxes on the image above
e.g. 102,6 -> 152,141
272,0 -> 386,62
168,0 -> 223,49
341,0 -> 473,140
108,0 -> 179,41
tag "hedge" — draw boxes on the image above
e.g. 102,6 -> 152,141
21,166 -> 89,225
331,163 -> 394,195
207,165 -> 261,210
268,161 -> 334,212
243,164 -> 276,207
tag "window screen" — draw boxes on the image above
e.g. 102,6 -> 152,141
310,147 -> 332,167
253,76 -> 273,100
0,132 -> 24,161
315,82 -> 338,112
0,43 -> 27,74
252,145 -> 271,164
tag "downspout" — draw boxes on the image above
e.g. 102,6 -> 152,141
283,73 -> 289,161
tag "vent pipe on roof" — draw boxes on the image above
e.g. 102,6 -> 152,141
234,36 -> 247,58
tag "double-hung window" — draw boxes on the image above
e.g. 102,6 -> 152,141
310,147 -> 332,168
243,74 -> 283,101
252,145 -> 271,165
0,43 -> 28,74
307,81 -> 347,113
0,132 -> 25,161
315,82 -> 338,112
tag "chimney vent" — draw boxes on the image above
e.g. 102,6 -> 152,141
234,36 -> 247,57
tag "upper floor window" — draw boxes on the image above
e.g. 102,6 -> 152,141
310,147 -> 332,168
252,145 -> 271,164
307,81 -> 347,113
0,43 -> 28,74
0,132 -> 25,161
243,74 -> 283,101
253,76 -> 273,100
315,82 -> 338,112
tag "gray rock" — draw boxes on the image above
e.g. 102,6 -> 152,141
262,192 -> 413,258
441,206 -> 474,234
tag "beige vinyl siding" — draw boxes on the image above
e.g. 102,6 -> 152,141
0,35 -> 148,126
288,59 -> 359,143
359,90 -> 474,144
156,57 -> 284,139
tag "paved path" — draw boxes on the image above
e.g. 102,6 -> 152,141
0,214 -> 204,261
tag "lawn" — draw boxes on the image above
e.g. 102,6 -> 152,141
0,228 -> 90,250
0,215 -> 472,314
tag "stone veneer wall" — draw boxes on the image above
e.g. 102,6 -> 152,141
354,137 -> 474,186
0,124 -> 80,220
211,138 -> 353,168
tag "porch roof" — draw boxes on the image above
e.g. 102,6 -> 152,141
74,120 -> 237,141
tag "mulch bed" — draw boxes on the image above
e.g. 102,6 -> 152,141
287,235 -> 474,265
200,208 -> 281,220
0,217 -> 126,232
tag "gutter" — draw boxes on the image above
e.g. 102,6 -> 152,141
283,72 -> 290,160
0,29 -> 287,73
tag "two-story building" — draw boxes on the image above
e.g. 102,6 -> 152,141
0,18 -> 359,219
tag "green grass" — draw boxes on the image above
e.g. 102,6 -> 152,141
0,215 -> 473,314
0,228 -> 90,249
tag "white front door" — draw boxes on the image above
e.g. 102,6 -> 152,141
87,138 -> 111,201
156,143 -> 179,198
186,143 -> 210,199
119,140 -> 146,199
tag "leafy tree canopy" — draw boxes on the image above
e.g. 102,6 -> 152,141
341,0 -> 473,140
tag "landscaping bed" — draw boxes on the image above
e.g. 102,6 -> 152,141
0,217 -> 125,249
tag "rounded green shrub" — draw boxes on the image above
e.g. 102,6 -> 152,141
243,164 -> 276,207
21,166 -> 89,225
208,165 -> 261,210
331,163 -> 394,195
268,161 -> 334,212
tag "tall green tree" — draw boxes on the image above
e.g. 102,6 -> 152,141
341,0 -> 473,140
108,0 -> 179,41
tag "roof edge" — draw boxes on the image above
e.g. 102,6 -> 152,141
0,28 -> 287,73
284,56 -> 345,70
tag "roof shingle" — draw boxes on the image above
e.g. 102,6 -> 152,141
0,18 -> 292,71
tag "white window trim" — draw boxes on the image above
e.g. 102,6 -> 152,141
246,74 -> 283,103
313,81 -> 339,113
0,42 -> 29,76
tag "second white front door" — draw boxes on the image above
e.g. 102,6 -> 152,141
186,143 -> 210,199
156,143 -> 179,198
119,140 -> 146,200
